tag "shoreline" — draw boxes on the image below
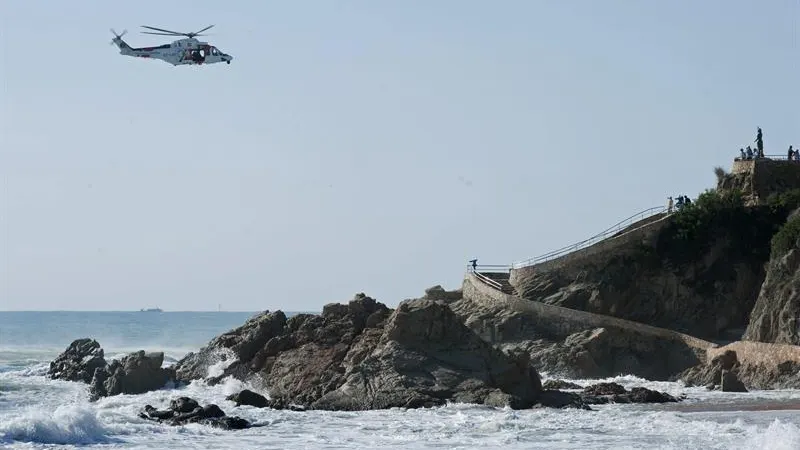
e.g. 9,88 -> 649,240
667,398 -> 800,413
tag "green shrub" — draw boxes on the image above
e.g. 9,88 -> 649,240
658,188 -> 782,265
669,189 -> 745,243
771,216 -> 800,256
765,188 -> 800,214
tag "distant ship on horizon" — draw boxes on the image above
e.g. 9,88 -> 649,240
139,307 -> 163,312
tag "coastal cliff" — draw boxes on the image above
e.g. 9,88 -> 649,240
742,209 -> 800,345
511,189 -> 791,341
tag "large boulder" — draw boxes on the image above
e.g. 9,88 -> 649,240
310,298 -> 542,410
47,338 -> 106,383
47,339 -> 175,400
89,351 -> 175,400
174,293 -> 543,410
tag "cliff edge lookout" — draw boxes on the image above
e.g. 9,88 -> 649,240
463,131 -> 800,381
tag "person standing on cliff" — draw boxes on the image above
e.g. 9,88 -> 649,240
788,145 -> 794,161
667,196 -> 674,213
755,127 -> 763,157
469,259 -> 477,272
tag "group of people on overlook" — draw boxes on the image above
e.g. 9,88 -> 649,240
736,127 -> 797,161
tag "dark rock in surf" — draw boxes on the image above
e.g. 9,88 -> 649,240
720,369 -> 748,392
47,339 -> 175,400
89,351 -> 175,401
227,389 -> 268,408
542,380 -> 583,390
139,396 -> 250,430
582,382 -> 626,396
578,382 -> 682,404
536,390 -> 592,410
47,338 -> 107,384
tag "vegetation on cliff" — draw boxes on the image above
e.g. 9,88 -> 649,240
656,188 -> 791,266
513,180 -> 800,341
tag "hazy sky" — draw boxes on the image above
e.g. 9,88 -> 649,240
1,0 -> 798,311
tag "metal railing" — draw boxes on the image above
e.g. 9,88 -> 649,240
466,264 -> 511,291
511,205 -> 670,269
735,154 -> 797,162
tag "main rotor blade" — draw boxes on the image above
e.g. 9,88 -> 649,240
141,25 -> 183,35
142,31 -> 181,36
192,25 -> 214,35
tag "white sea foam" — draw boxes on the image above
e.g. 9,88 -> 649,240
3,363 -> 800,449
3,312 -> 800,449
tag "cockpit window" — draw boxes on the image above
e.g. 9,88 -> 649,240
210,47 -> 219,56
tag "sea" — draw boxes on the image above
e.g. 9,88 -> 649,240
1,311 -> 799,449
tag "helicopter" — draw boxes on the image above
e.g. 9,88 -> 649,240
110,25 -> 233,66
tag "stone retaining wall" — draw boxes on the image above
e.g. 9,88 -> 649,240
463,273 -> 715,350
708,341 -> 800,367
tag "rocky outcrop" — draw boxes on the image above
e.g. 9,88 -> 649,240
536,382 -> 682,410
47,338 -> 106,383
175,309 -> 289,383
310,298 -> 542,410
47,339 -> 174,400
174,293 -> 543,410
510,199 -> 787,341
678,348 -> 800,390
139,396 -> 250,430
89,351 -> 175,401
743,230 -> 800,345
449,293 -> 703,381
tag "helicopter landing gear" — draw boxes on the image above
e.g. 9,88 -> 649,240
226,60 -> 230,64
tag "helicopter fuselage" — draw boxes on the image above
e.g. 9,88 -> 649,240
113,36 -> 232,66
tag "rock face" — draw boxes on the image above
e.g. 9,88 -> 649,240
448,294 -> 703,381
47,338 -> 106,383
311,298 -> 542,410
510,203 -> 785,341
175,309 -> 289,383
89,351 -> 175,401
678,348 -> 800,390
742,239 -> 800,345
47,339 -> 174,400
174,293 -> 543,410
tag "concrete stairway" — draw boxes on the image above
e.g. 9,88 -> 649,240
474,271 -> 515,295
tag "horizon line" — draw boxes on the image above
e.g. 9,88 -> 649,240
0,309 -> 321,313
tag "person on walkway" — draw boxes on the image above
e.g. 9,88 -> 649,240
789,145 -> 794,161
755,127 -> 764,157
469,259 -> 477,271
667,196 -> 674,213
746,146 -> 754,160
740,148 -> 746,160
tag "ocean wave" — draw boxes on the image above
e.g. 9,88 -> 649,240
0,404 -> 119,446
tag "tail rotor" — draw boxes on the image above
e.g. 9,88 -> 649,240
110,28 -> 127,45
